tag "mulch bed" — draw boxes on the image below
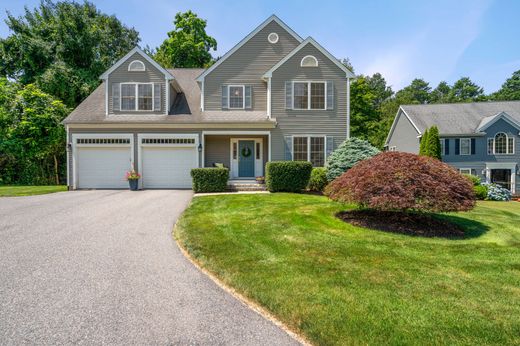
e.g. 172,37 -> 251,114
337,209 -> 465,238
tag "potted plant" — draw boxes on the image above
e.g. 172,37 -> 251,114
125,169 -> 141,191
255,176 -> 265,184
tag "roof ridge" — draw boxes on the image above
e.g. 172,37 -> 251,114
402,100 -> 520,107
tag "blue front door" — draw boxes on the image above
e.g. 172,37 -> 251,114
238,140 -> 255,177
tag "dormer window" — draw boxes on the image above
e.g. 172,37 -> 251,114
120,83 -> 153,111
229,85 -> 245,109
128,60 -> 145,71
301,55 -> 318,67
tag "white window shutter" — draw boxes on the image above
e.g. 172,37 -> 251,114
221,85 -> 228,109
285,81 -> 292,110
326,81 -> 334,110
245,85 -> 252,109
112,83 -> 120,111
284,135 -> 293,160
154,83 -> 161,111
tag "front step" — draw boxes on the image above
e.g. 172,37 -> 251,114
227,180 -> 266,192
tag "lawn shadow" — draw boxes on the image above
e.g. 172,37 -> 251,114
337,210 -> 490,239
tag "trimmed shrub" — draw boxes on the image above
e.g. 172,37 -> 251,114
265,161 -> 312,192
419,128 -> 429,156
483,183 -> 512,201
190,168 -> 229,193
474,185 -> 489,200
326,137 -> 380,182
308,167 -> 328,192
463,174 -> 481,186
426,126 -> 442,159
325,152 -> 476,212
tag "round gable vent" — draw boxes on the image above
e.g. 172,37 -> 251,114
268,32 -> 279,44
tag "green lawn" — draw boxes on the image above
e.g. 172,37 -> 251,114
0,185 -> 67,197
176,194 -> 520,346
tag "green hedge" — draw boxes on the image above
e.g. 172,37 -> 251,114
265,161 -> 312,192
308,167 -> 328,192
190,168 -> 229,193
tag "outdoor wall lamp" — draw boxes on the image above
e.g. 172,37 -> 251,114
198,143 -> 203,152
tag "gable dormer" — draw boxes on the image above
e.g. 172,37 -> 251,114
100,47 -> 175,115
197,15 -> 302,112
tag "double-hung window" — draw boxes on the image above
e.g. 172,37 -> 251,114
293,81 -> 326,110
120,83 -> 153,111
293,136 -> 326,167
460,138 -> 471,155
228,85 -> 244,109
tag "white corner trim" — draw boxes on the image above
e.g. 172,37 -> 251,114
165,77 -> 169,115
263,37 -> 355,79
105,82 -> 109,116
346,77 -> 351,139
200,80 -> 205,112
267,77 -> 272,118
99,46 -> 174,80
196,15 -> 303,82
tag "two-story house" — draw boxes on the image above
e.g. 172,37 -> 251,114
385,101 -> 520,194
63,15 -> 354,189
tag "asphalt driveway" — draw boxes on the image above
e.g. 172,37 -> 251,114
0,190 -> 299,345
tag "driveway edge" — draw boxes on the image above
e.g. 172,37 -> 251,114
173,223 -> 311,346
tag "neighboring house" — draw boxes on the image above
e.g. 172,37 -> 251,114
385,101 -> 520,194
63,15 -> 354,189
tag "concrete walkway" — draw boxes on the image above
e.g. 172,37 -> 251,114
0,190 -> 299,345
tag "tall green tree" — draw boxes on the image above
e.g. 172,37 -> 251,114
491,70 -> 520,101
430,81 -> 451,103
448,77 -> 486,102
396,78 -> 431,104
154,11 -> 217,68
0,80 -> 69,184
419,128 -> 429,156
0,0 -> 140,107
426,126 -> 442,159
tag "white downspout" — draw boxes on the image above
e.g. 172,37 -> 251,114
346,77 -> 351,139
267,77 -> 272,118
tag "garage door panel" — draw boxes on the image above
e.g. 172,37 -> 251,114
77,147 -> 131,188
141,147 -> 197,188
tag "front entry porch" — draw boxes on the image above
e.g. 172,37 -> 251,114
202,132 -> 269,179
485,162 -> 517,194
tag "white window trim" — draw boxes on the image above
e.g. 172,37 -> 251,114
459,138 -> 471,156
459,168 -> 472,175
267,32 -> 279,44
292,81 -> 327,110
300,55 -> 318,67
120,82 -> 155,112
389,146 -> 397,152
440,138 -> 445,155
489,132 -> 515,155
128,60 -> 146,71
228,85 -> 245,109
292,135 -> 327,166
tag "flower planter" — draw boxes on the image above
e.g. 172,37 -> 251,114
128,179 -> 139,191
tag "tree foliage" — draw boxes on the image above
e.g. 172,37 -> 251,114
326,137 -> 380,181
325,152 -> 476,213
425,126 -> 442,159
491,70 -> 520,101
448,77 -> 486,102
0,0 -> 140,108
0,79 -> 69,184
154,11 -> 217,68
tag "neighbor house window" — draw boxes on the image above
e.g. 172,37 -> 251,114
459,168 -> 472,175
460,138 -> 471,155
488,132 -> 515,155
300,55 -> 318,67
293,82 -> 326,110
440,139 -> 445,155
389,146 -> 397,152
120,83 -> 154,111
293,136 -> 326,167
228,85 -> 244,109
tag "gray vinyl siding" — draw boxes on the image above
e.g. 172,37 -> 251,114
107,52 -> 166,114
270,43 -> 348,160
204,21 -> 300,111
387,110 -> 421,153
204,135 -> 268,170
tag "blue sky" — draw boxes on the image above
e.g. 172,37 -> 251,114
1,0 -> 519,92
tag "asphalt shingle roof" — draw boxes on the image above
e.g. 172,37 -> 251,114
401,101 -> 520,135
63,68 -> 273,125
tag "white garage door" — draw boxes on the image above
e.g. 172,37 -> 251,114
141,144 -> 198,189
76,138 -> 132,189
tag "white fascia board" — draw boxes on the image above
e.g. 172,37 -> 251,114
196,15 -> 303,82
99,46 -> 174,80
477,111 -> 520,132
384,107 -> 421,145
263,37 -> 356,79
